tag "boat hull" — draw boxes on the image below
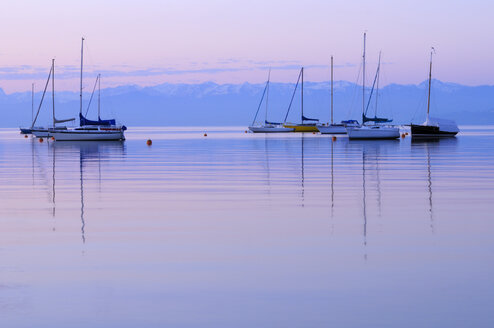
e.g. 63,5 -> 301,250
283,124 -> 319,132
32,129 -> 52,138
20,127 -> 33,134
317,124 -> 347,134
249,126 -> 294,133
347,126 -> 400,139
52,130 -> 125,141
410,124 -> 458,138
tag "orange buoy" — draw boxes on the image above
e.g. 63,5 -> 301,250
204,133 -> 207,137
146,139 -> 152,146
24,135 -> 28,138
401,133 -> 406,138
39,138 -> 44,142
51,137 -> 55,141
332,136 -> 337,141
312,132 -> 316,134
405,132 -> 409,135
245,130 -> 248,133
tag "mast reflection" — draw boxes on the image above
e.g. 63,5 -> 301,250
51,141 -> 126,243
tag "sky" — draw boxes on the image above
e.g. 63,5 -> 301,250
0,0 -> 493,93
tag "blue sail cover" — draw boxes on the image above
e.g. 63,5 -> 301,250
302,115 -> 319,122
80,113 -> 116,127
362,114 -> 392,124
265,120 -> 281,125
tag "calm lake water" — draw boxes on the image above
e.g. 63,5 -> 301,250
0,126 -> 493,327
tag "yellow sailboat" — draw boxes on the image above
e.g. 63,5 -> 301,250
282,67 -> 319,132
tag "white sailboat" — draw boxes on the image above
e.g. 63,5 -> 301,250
410,48 -> 459,138
52,38 -> 126,141
347,33 -> 400,140
31,59 -> 75,138
248,70 -> 294,133
317,56 -> 346,134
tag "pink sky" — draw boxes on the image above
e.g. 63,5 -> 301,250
0,0 -> 493,92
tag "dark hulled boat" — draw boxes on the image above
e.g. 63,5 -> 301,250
410,118 -> 459,138
411,48 -> 459,139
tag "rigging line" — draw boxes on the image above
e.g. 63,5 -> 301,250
85,75 -> 100,117
283,68 -> 302,123
375,52 -> 381,118
251,78 -> 269,125
364,58 -> 380,116
31,64 -> 53,128
347,62 -> 362,120
265,68 -> 271,123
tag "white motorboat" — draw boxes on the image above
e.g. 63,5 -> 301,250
52,126 -> 125,141
317,56 -> 347,135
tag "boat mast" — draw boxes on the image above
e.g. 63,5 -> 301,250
98,74 -> 101,119
80,37 -> 84,115
301,67 -> 304,123
31,83 -> 34,125
427,47 -> 434,124
362,33 -> 366,121
265,69 -> 270,124
331,56 -> 334,125
52,59 -> 55,128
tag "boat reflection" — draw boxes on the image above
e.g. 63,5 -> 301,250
411,137 -> 458,232
345,140 -> 399,255
32,141 -> 125,243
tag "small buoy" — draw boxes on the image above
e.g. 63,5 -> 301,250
204,133 -> 207,137
332,136 -> 337,141
24,135 -> 28,138
245,130 -> 248,133
312,132 -> 316,135
401,133 -> 406,138
51,137 -> 55,141
405,132 -> 409,135
146,139 -> 152,146
39,138 -> 44,142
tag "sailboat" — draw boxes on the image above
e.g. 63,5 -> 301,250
347,33 -> 400,140
317,56 -> 346,134
31,59 -> 76,138
283,67 -> 320,132
410,48 -> 459,138
248,70 -> 294,133
51,38 -> 126,141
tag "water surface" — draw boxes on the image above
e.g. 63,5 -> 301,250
0,126 -> 493,327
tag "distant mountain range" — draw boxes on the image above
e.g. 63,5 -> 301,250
1,79 -> 493,127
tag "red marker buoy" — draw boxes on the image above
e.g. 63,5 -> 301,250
204,133 -> 207,137
332,136 -> 337,141
24,135 -> 28,138
401,133 -> 406,138
39,138 -> 44,142
146,139 -> 152,146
